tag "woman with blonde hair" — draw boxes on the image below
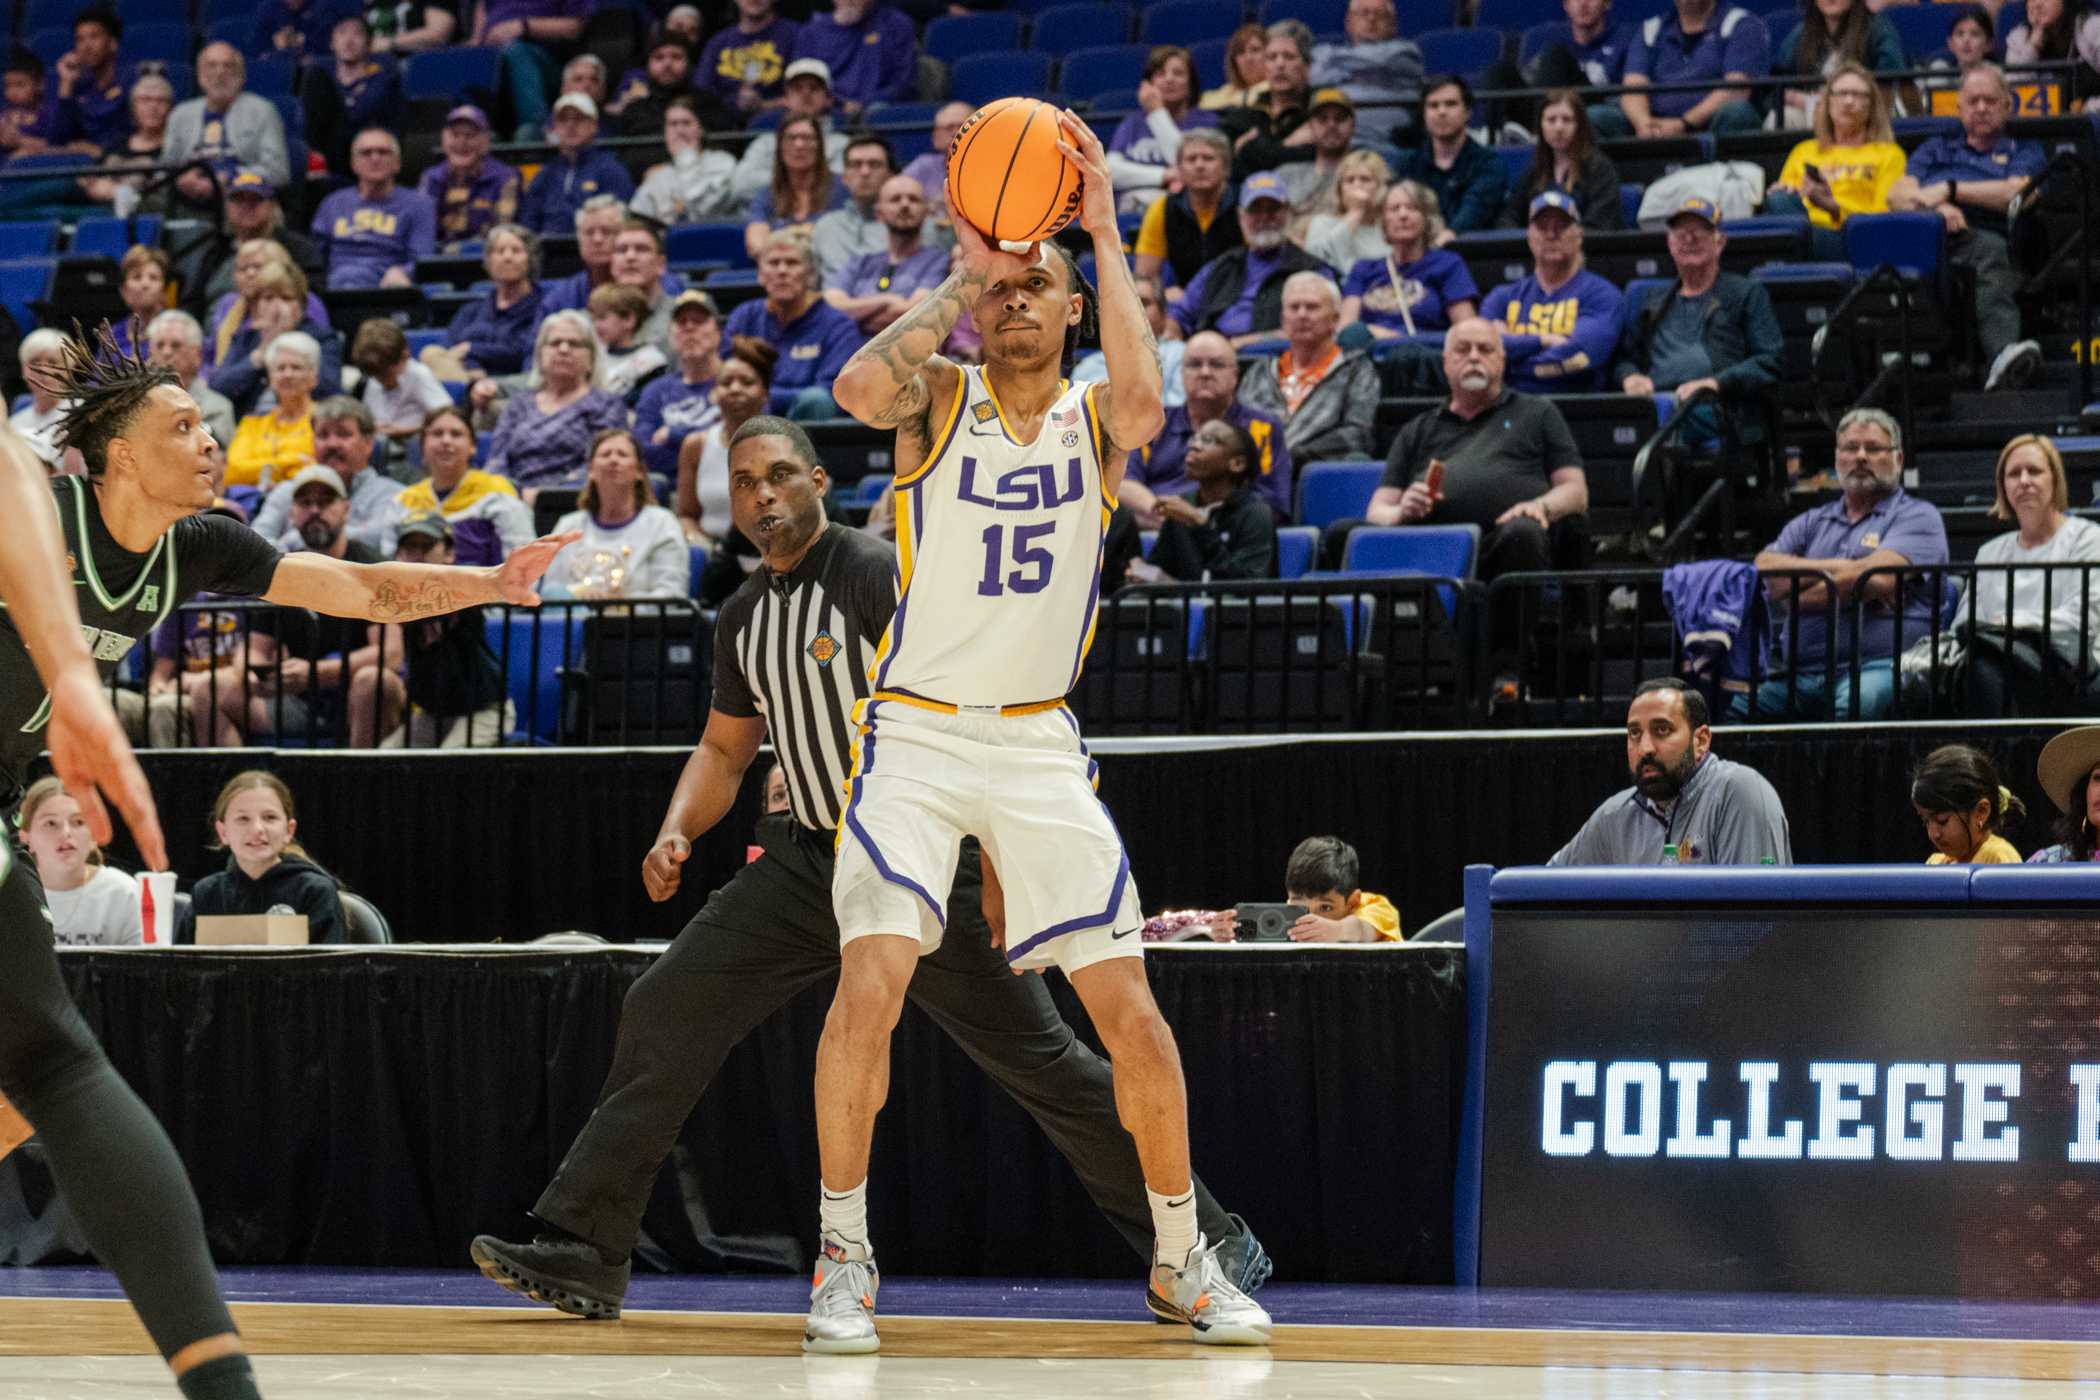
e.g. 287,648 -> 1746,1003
1304,149 -> 1393,272
190,771 -> 345,944
206,240 -> 328,372
1202,24 -> 1271,110
1339,181 -> 1479,338
1770,61 -> 1904,257
1955,434 -> 2100,714
545,427 -> 690,599
208,260 -> 343,416
483,310 -> 631,494
15,777 -> 140,945
223,330 -> 326,488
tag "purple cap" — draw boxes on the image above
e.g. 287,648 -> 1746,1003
1238,171 -> 1290,209
445,104 -> 490,131
227,167 -> 276,198
1669,196 -> 1721,227
1527,189 -> 1579,222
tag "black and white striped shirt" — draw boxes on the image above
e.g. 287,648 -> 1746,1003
711,525 -> 894,833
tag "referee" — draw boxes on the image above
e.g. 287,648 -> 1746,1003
472,418 -> 1269,1319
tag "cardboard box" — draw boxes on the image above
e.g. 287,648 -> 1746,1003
194,914 -> 310,946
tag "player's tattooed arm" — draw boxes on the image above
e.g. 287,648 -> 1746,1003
833,265 -> 978,439
265,531 -> 579,620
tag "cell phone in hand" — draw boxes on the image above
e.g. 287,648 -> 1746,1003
1233,902 -> 1309,942
1803,163 -> 1825,184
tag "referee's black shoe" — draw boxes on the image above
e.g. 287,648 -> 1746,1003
1146,1214 -> 1273,1323
471,1232 -> 630,1320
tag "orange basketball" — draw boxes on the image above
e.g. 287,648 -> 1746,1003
945,96 -> 1084,246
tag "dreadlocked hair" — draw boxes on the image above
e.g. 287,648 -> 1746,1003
52,320 -> 178,479
1047,241 -> 1099,369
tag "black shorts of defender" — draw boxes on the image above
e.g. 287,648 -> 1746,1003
0,845 -> 243,1366
483,813 -> 1259,1319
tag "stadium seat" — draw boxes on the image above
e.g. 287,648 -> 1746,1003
866,100 -> 946,127
71,215 -> 162,258
404,47 -> 501,103
0,224 -> 60,260
1188,37 -> 1231,89
1276,525 -> 1318,580
1260,0 -> 1351,33
1140,0 -> 1243,45
123,23 -> 194,67
158,61 -> 196,101
1844,211 -> 1944,280
1030,4 -> 1137,55
950,52 -> 1052,107
201,0 -> 252,19
854,472 -> 894,505
1294,460 -> 1384,531
1478,0 -> 1571,34
1494,144 -> 1534,191
687,544 -> 707,597
22,0 -> 79,33
1620,183 -> 1642,227
1057,43 -> 1151,102
202,16 -> 248,51
1341,524 -> 1481,579
1417,28 -> 1508,79
1884,3 -> 1969,61
24,28 -> 73,67
665,222 -> 751,270
486,608 -> 588,744
924,12 -> 1023,64
247,51 -> 299,98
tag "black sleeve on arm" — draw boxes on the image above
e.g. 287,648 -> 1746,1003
177,514 -> 285,597
710,593 -> 759,718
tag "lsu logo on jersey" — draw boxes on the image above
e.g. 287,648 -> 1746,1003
1505,298 -> 1580,339
957,456 -> 1086,512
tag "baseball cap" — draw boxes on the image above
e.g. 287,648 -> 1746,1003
395,511 -> 453,544
783,57 -> 832,88
553,91 -> 598,121
227,167 -> 276,198
1239,171 -> 1290,209
287,464 -> 346,499
670,288 -> 719,320
445,103 -> 490,131
1668,196 -> 1721,228
1527,189 -> 1579,222
1308,87 -> 1353,115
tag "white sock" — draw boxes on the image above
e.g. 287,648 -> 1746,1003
819,1179 -> 870,1260
1148,1184 -> 1198,1268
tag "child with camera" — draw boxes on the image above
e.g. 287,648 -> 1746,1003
1199,835 -> 1401,943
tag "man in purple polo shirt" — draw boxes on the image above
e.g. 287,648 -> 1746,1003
1167,172 -> 1334,348
53,7 -> 137,151
1601,0 -> 1768,138
789,0 -> 916,119
700,0 -> 802,117
1123,330 -> 1294,521
1740,406 -> 1948,721
823,174 -> 947,335
467,0 -> 591,140
311,127 -> 438,289
417,105 -> 521,247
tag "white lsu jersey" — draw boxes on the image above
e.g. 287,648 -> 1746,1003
869,366 -> 1115,710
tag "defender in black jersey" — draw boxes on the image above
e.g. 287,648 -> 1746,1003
469,417 -> 1269,1324
0,334 -> 573,1400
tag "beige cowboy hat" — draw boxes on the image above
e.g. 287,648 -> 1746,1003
2036,726 -> 2100,815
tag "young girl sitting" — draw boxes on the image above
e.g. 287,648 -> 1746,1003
190,771 -> 347,943
1911,744 -> 2026,865
17,777 -> 141,946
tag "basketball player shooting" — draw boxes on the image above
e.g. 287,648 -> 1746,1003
0,329 -> 573,1400
807,110 -> 1272,1351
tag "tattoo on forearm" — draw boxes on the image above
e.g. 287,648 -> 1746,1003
847,267 -> 983,434
370,578 -> 463,621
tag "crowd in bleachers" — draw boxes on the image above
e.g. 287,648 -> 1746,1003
3,0 -> 2100,744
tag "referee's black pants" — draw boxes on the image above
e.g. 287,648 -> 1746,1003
535,813 -> 1236,1263
0,849 -> 240,1360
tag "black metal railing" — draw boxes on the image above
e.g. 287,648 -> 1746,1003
1862,561 -> 2100,720
109,598 -> 709,750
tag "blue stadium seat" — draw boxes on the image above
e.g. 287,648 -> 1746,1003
924,12 -> 1023,64
0,260 -> 56,332
1188,36 -> 1231,89
113,0 -> 173,25
1844,211 -> 1943,280
404,47 -> 502,103
201,0 -> 252,18
404,328 -> 450,359
1341,524 -> 1480,579
1620,183 -> 1642,227
1140,0 -> 1244,46
123,23 -> 194,68
1893,115 -> 1960,139
1057,43 -> 1151,102
72,215 -> 163,258
1276,525 -> 1318,580
268,93 -> 306,145
0,224 -> 60,259
1417,28 -> 1508,79
24,29 -> 73,67
1884,4 -> 1970,61
486,608 -> 588,744
687,544 -> 707,596
23,0 -> 79,33
1294,460 -> 1384,531
1518,21 -> 1561,66
950,52 -> 1053,106
854,472 -> 894,504
1030,3 -> 1136,55
247,52 -> 299,98
1494,143 -> 1534,191
866,100 -> 945,127
1478,0 -> 1572,34
157,60 -> 196,101
203,16 -> 249,51
1260,0 -> 1351,33
665,221 -> 750,269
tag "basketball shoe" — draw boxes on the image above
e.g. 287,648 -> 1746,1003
1147,1234 -> 1273,1344
802,1239 -> 880,1354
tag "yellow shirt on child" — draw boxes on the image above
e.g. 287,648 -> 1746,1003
1927,835 -> 2023,865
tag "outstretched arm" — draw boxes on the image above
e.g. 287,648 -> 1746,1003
1057,110 -> 1163,491
263,531 -> 580,621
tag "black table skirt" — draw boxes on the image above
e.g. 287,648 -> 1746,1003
21,944 -> 1464,1283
